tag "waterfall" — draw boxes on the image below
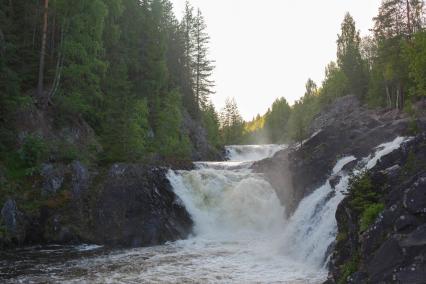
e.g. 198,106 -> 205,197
7,138 -> 411,283
167,137 -> 411,282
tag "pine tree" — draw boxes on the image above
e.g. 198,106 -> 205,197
374,0 -> 424,40
180,1 -> 197,116
54,0 -> 108,125
337,13 -> 367,98
193,9 -> 215,111
264,97 -> 291,142
220,97 -> 244,145
370,0 -> 425,109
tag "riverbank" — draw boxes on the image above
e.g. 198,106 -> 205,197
0,101 -> 223,249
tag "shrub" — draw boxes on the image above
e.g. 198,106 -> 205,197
348,171 -> 380,211
359,203 -> 385,232
338,253 -> 360,284
18,135 -> 48,168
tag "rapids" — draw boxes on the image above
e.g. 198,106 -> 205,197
0,139 -> 411,283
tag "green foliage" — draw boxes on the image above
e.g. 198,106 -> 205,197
336,231 -> 348,242
287,81 -> 321,145
54,0 -> 108,126
202,103 -> 221,148
338,252 -> 360,284
18,135 -> 48,169
101,97 -> 150,163
360,203 -> 385,232
337,13 -> 367,99
155,90 -> 191,159
348,172 -> 378,211
403,31 -> 426,99
219,97 -> 245,145
264,98 -> 291,143
348,171 -> 385,232
319,62 -> 348,105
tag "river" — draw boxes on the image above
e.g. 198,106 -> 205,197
0,139 -> 409,283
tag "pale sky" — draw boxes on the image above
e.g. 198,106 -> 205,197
171,0 -> 382,120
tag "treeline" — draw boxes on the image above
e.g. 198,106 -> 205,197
221,0 -> 426,145
0,0 -> 221,163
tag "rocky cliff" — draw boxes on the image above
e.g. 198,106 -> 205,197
0,162 -> 193,248
253,96 -> 426,283
0,104 -> 196,249
327,133 -> 426,284
253,96 -> 425,214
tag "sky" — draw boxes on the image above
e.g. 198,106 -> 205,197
171,0 -> 383,120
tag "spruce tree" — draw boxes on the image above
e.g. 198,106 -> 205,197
193,9 -> 215,111
337,13 -> 367,99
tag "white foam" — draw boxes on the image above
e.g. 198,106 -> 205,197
16,138 -> 410,283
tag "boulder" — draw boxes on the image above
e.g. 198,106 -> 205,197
92,164 -> 193,247
400,224 -> 426,247
1,199 -> 26,244
403,175 -> 426,214
40,163 -> 66,196
71,161 -> 90,198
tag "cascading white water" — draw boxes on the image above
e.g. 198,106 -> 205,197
10,138 -> 411,283
165,137 -> 411,282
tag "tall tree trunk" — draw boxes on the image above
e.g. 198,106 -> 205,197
36,0 -> 49,105
399,83 -> 404,110
396,85 -> 400,110
407,0 -> 412,36
385,84 -> 392,109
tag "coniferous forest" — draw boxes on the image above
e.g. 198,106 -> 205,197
0,0 -> 220,168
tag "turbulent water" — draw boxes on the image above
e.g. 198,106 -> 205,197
0,139 -> 410,283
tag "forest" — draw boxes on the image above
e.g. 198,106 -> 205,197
0,0 -> 221,169
220,0 -> 426,145
1,0 -> 426,169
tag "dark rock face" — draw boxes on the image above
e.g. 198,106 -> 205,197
71,161 -> 90,198
93,164 -> 192,247
1,199 -> 26,244
327,134 -> 426,284
0,163 -> 193,249
253,95 -> 424,214
40,163 -> 67,196
183,110 -> 224,161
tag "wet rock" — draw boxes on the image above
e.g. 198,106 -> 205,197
109,163 -> 127,178
349,271 -> 368,284
329,175 -> 342,189
71,161 -> 90,198
1,199 -> 18,235
341,159 -> 358,173
1,199 -> 26,244
394,215 -> 419,232
396,263 -> 426,284
40,163 -> 66,196
400,225 -> 426,247
381,164 -> 401,180
403,175 -> 426,214
367,238 -> 404,282
93,165 -> 193,247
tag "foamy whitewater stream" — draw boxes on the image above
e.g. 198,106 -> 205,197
0,138 -> 411,283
